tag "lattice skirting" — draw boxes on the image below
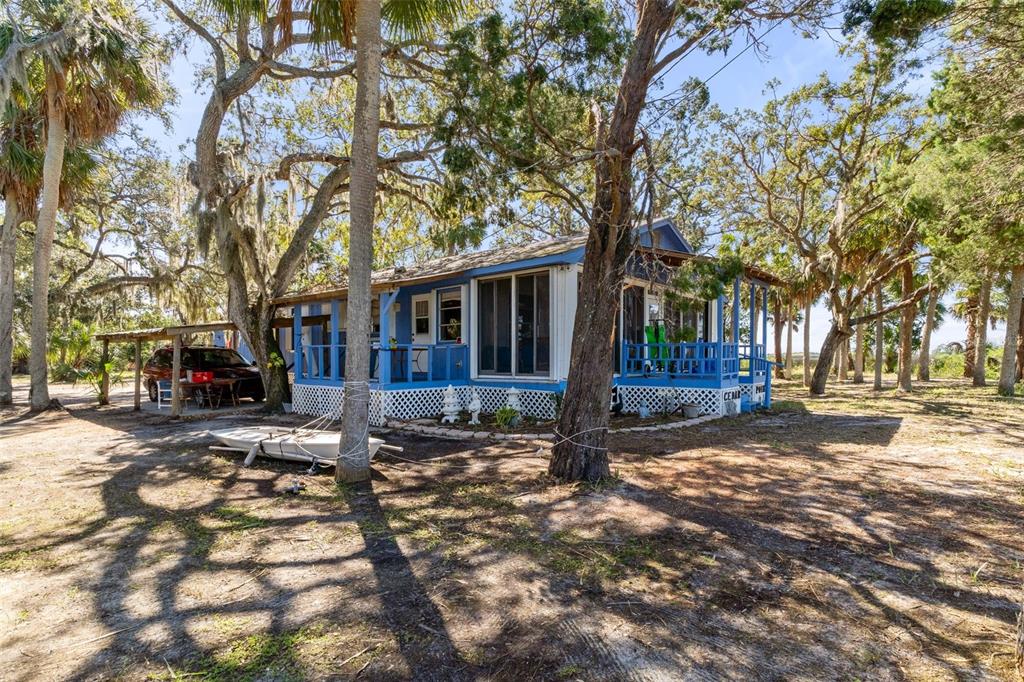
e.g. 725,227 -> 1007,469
291,383 -> 558,425
738,383 -> 767,407
615,385 -> 741,416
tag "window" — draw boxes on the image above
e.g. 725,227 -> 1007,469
414,299 -> 430,335
438,290 -> 462,342
197,349 -> 249,368
478,279 -> 511,373
478,272 -> 549,376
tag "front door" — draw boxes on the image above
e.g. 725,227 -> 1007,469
411,294 -> 432,373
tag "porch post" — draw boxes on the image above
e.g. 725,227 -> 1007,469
716,292 -> 725,380
379,290 -> 399,384
749,282 -> 756,380
731,277 -> 740,343
133,338 -> 142,411
293,305 -> 303,381
761,286 -> 769,362
171,333 -> 182,418
330,299 -> 341,381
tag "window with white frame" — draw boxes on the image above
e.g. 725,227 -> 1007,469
414,299 -> 430,335
438,290 -> 462,342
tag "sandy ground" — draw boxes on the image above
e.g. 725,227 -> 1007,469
1,378 -> 1022,681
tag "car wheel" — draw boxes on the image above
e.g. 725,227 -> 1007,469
147,381 -> 158,402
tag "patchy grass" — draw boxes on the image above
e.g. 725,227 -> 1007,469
1,379 -> 1022,680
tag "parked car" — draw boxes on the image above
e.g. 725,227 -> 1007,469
143,346 -> 265,402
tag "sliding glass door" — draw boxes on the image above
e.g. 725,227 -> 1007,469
478,271 -> 550,376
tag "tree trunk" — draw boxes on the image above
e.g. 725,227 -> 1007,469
236,299 -> 290,410
29,73 -> 67,411
973,273 -> 992,387
838,336 -> 849,382
802,297 -> 812,387
1015,589 -> 1024,679
809,323 -> 848,395
997,266 -> 1024,396
338,0 -> 383,484
853,302 -> 864,384
874,285 -> 884,390
1016,306 -> 1024,384
550,0 -> 677,483
918,287 -> 937,381
0,190 -> 20,405
785,300 -> 794,379
773,295 -> 784,378
897,262 -> 914,392
963,294 -> 978,378
1016,591 -> 1024,680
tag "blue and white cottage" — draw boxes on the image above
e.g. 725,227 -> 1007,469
271,219 -> 780,425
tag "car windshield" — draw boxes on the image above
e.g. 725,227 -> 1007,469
195,349 -> 250,368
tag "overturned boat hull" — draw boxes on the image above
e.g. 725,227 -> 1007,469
208,426 -> 385,465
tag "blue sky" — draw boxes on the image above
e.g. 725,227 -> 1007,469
143,16 -> 987,353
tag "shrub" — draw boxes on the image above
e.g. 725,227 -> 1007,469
494,406 -> 520,429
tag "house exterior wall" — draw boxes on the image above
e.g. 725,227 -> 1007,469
286,224 -> 773,423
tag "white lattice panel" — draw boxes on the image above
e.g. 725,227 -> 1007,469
377,385 -> 558,422
291,384 -> 388,426
738,383 -> 767,407
616,385 -> 729,416
292,383 -> 344,418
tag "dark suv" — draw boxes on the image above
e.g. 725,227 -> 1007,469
143,346 -> 265,402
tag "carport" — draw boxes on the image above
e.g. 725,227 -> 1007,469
94,321 -> 240,417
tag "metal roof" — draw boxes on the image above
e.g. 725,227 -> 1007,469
270,234 -> 587,306
270,232 -> 787,307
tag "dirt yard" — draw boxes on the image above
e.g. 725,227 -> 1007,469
1,378 -> 1022,681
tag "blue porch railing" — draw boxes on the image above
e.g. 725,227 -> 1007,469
298,343 -> 468,385
622,341 -> 740,382
738,343 -> 768,377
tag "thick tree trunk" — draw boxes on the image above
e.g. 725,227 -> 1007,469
897,263 -> 914,392
853,303 -> 864,384
338,0 -> 383,484
918,288 -> 937,381
785,300 -> 794,379
874,285 -> 884,390
29,74 -> 67,411
963,294 -> 978,378
809,323 -> 848,395
773,295 -> 784,378
235,299 -> 290,410
973,273 -> 992,387
802,297 -> 811,387
550,0 -> 676,483
0,191 -> 20,405
997,266 -> 1024,396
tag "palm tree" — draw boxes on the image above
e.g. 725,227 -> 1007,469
0,0 -> 161,409
0,93 -> 40,405
339,0 -> 464,483
207,0 -> 463,482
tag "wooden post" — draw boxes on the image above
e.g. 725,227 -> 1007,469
99,339 -> 110,405
293,305 -> 303,381
731,277 -> 740,344
716,293 -> 725,380
330,299 -> 341,381
171,334 -> 182,417
749,282 -> 756,379
133,339 -> 142,411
